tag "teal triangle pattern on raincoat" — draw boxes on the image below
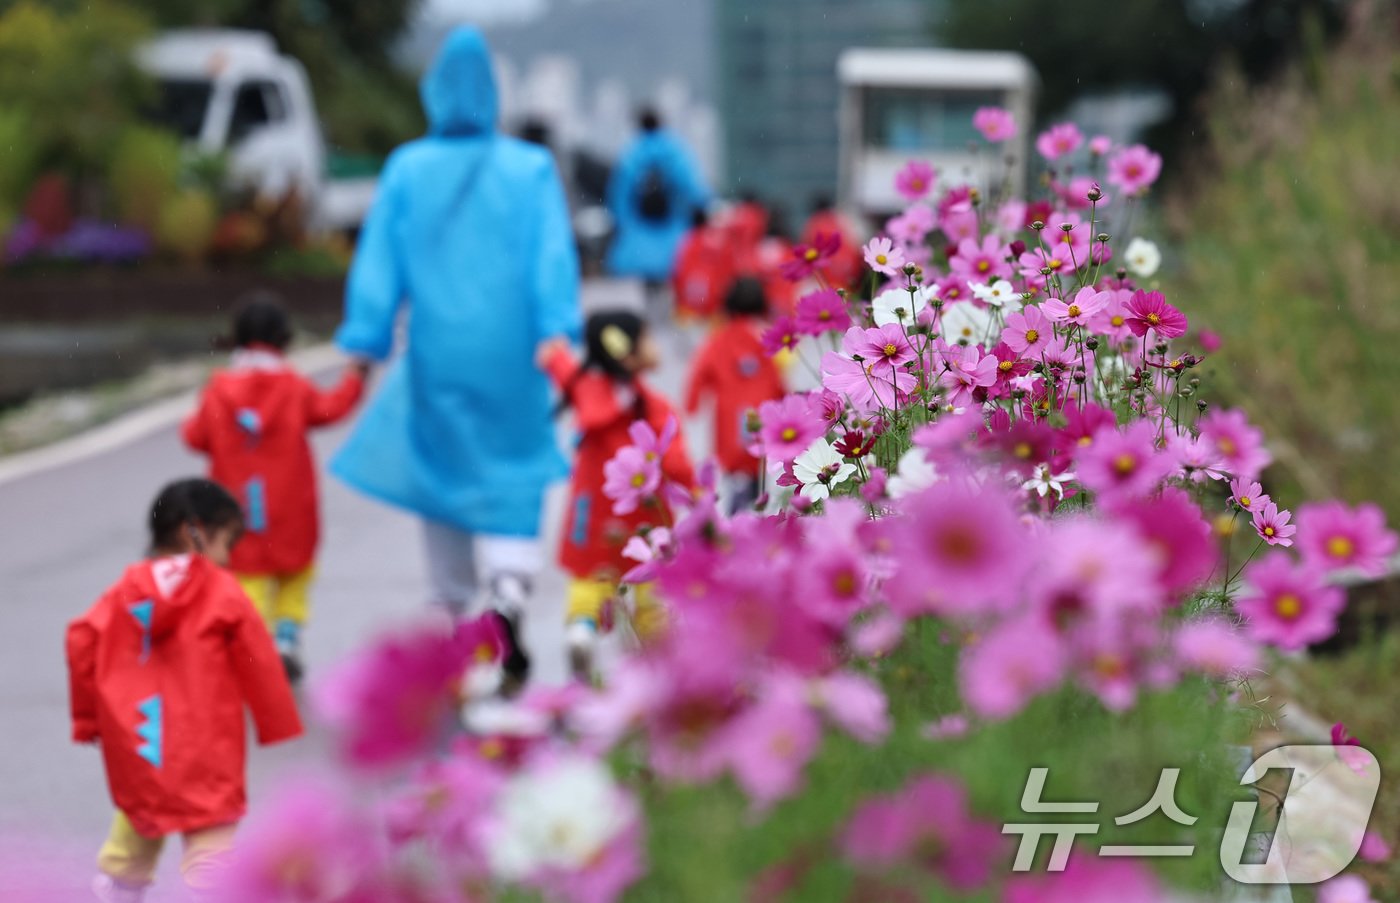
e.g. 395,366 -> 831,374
135,694 -> 162,768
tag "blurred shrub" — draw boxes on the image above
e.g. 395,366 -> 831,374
1166,7 -> 1400,519
156,188 -> 217,263
108,125 -> 182,232
0,106 -> 37,214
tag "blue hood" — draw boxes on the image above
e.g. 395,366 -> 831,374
421,26 -> 498,137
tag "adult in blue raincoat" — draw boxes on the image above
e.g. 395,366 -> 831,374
604,109 -> 709,284
331,27 -> 580,634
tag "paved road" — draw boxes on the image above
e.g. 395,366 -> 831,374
0,282 -> 708,900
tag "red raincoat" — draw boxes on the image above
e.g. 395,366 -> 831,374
545,348 -> 695,580
182,350 -> 364,575
66,554 -> 302,837
671,223 -> 735,321
685,316 -> 785,476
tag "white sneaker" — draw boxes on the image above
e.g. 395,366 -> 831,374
567,619 -> 598,682
92,874 -> 146,903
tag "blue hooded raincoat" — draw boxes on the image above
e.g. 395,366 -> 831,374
604,130 -> 709,281
331,27 -> 581,537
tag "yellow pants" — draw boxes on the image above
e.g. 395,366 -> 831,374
566,578 -> 666,640
237,566 -> 314,630
97,810 -> 235,889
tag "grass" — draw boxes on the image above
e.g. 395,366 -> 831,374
1163,16 -> 1400,522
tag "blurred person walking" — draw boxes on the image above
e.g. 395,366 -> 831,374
182,297 -> 367,682
605,108 -> 709,317
331,26 -> 581,691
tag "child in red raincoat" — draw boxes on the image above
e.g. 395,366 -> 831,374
685,277 -> 786,513
671,209 -> 734,323
67,478 -> 302,902
539,311 -> 694,678
182,298 -> 367,681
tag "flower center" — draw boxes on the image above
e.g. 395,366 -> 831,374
883,342 -> 898,358
1146,312 -> 1161,325
1325,535 -> 1355,559
630,473 -> 647,488
1113,453 -> 1137,475
1111,315 -> 1124,327
1274,593 -> 1302,619
875,254 -> 888,265
935,526 -> 980,564
1263,526 -> 1276,537
818,310 -> 830,320
1126,164 -> 1142,178
833,571 -> 857,596
1049,259 -> 1063,270
474,643 -> 496,664
1014,442 -> 1032,459
998,360 -> 1013,372
1024,328 -> 1039,343
804,248 -> 819,261
1238,495 -> 1252,509
977,260 -> 990,272
780,427 -> 798,442
1066,304 -> 1082,318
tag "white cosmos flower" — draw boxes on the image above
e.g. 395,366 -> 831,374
939,301 -> 997,347
1124,237 -> 1161,278
888,446 -> 939,499
1022,463 -> 1075,498
970,279 -> 1022,311
871,284 -> 936,327
792,438 -> 858,502
487,756 -> 634,881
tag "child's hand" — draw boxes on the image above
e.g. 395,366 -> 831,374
535,337 -> 570,369
350,358 -> 373,378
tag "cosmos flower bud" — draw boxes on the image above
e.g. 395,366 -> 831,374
1116,268 -> 1128,280
1097,233 -> 1110,243
1031,220 -> 1045,231
903,261 -> 918,276
1196,399 -> 1209,413
1059,222 -> 1073,232
1085,336 -> 1100,351
1087,185 -> 1103,201
1009,240 -> 1027,257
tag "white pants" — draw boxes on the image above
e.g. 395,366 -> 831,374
421,520 -> 542,616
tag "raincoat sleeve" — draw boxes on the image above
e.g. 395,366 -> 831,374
336,157 -> 407,362
66,608 -> 101,743
227,594 -> 303,745
303,368 -> 366,427
181,391 -> 212,453
661,421 -> 697,489
532,159 -> 582,344
684,341 -> 716,415
544,348 -> 627,433
668,139 -> 710,214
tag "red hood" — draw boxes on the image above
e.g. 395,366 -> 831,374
120,555 -> 215,641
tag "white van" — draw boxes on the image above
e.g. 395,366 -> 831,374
137,29 -> 374,232
837,48 -> 1037,222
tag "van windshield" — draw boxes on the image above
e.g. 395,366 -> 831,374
150,78 -> 213,140
864,88 -> 1005,152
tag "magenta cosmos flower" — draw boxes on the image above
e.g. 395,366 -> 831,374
961,615 -> 1066,719
1298,500 -> 1399,577
863,236 -> 906,277
1043,286 -> 1110,328
779,230 -> 841,281
1199,408 -> 1273,482
950,233 -> 1012,281
973,105 -> 1016,142
760,315 -> 801,357
1252,500 -> 1297,547
1229,478 -> 1270,515
893,159 -> 936,201
757,394 -> 826,462
846,323 -> 916,375
793,287 -> 851,335
1174,617 -> 1260,678
1036,122 -> 1084,161
1124,289 -> 1188,339
1006,856 -> 1171,903
840,774 -> 1004,891
1002,305 -> 1052,356
1076,420 -> 1174,500
1238,553 -> 1344,650
1112,487 -> 1218,596
1107,143 -> 1163,195
723,677 -> 822,811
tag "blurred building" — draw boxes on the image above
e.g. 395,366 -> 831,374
716,0 -> 932,220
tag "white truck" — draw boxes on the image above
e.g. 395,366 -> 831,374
837,48 -> 1037,223
137,29 -> 376,233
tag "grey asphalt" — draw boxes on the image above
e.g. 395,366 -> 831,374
0,282 -> 708,900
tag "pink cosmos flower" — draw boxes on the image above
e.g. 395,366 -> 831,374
1005,856 -> 1170,903
793,287 -> 852,335
813,671 -> 890,743
840,775 -> 1003,891
756,394 -> 825,463
960,616 -> 1067,718
1298,501 -> 1400,578
922,714 -> 969,740
1229,479 -> 1269,516
1169,433 -> 1227,483
846,323 -> 916,375
822,350 -> 914,411
885,205 -> 934,244
950,234 -> 1012,281
1317,875 -> 1378,903
940,344 -> 999,408
1033,517 -> 1162,623
942,203 -> 980,242
1089,134 -> 1113,156
1043,286 -> 1110,328
724,677 -> 821,811
621,526 -> 673,583
760,316 -> 802,356
1107,144 -> 1163,195
1174,618 -> 1261,677
1089,288 -> 1136,342
603,446 -> 661,515
1036,122 -> 1084,161
850,609 -> 905,657
1002,305 -> 1052,356
1017,242 -> 1078,280
1112,487 -> 1219,596
893,159 -> 936,201
314,617 -> 501,768
972,106 -> 1016,142
1332,722 -> 1374,776
1200,409 -> 1273,482
1059,400 -> 1117,452
1075,421 -> 1173,500
1360,830 -> 1391,862
863,236 -> 906,276
1238,553 -> 1345,650
886,482 -> 1029,616
1252,501 -> 1297,547
1123,289 -> 1188,339
779,230 -> 841,281
1055,175 -> 1108,211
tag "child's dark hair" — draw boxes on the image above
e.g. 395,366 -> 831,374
725,276 -> 768,317
149,478 -> 243,553
233,293 -> 293,350
559,310 -> 649,419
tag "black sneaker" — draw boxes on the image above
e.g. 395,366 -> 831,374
488,608 -> 531,697
280,652 -> 304,685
